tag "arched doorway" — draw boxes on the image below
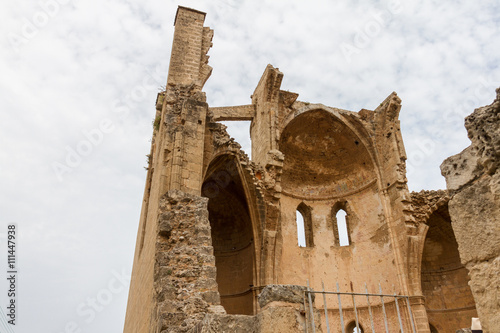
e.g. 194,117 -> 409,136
202,155 -> 256,315
421,203 -> 477,331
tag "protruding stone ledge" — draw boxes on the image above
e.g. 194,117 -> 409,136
258,284 -> 314,308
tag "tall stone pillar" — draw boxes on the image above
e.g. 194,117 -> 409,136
124,7 -> 220,333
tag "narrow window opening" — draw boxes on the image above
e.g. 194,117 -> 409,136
296,203 -> 314,247
332,202 -> 352,247
337,209 -> 349,246
296,210 -> 306,247
346,321 -> 364,333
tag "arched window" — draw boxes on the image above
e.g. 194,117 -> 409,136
296,210 -> 306,247
296,203 -> 313,247
332,202 -> 352,246
202,155 -> 256,315
429,323 -> 438,333
346,321 -> 364,333
336,209 -> 349,246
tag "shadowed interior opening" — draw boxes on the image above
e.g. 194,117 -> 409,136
346,321 -> 364,333
202,155 -> 255,315
421,204 -> 476,331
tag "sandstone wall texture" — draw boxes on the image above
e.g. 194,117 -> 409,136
124,7 -> 215,332
441,88 -> 500,333
124,6 -> 489,333
410,191 -> 477,332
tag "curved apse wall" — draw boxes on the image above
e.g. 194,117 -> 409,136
280,109 -> 375,199
276,109 -> 397,296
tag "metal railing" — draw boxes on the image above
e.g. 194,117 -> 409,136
304,281 -> 417,333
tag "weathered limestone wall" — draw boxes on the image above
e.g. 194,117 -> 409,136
124,7 -> 215,332
202,155 -> 256,315
187,285 -> 321,333
278,190 -> 398,293
276,104 -> 399,294
256,285 -> 321,333
124,6 -> 491,333
167,7 -> 213,89
421,202 -> 476,330
248,78 -> 420,331
124,80 -> 212,332
154,191 -> 223,332
441,88 -> 500,333
250,65 -> 288,167
409,190 -> 478,332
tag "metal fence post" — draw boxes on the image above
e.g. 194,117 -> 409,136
307,280 -> 316,333
394,289 -> 404,333
405,296 -> 417,333
352,295 -> 360,332
337,282 -> 345,333
364,283 -> 375,333
303,289 -> 308,333
379,284 -> 390,333
322,281 -> 331,333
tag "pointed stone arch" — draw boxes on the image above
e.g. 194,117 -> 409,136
202,153 -> 260,315
331,200 -> 354,246
296,202 -> 313,247
420,202 -> 477,331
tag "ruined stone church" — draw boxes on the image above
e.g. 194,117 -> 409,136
124,7 -> 500,333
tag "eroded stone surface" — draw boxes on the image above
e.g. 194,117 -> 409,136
441,88 -> 500,333
188,314 -> 257,333
154,190 -> 222,333
124,6 -> 497,333
466,257 -> 500,331
410,190 -> 449,225
257,284 -> 311,308
441,146 -> 481,191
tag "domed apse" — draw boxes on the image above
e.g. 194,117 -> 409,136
202,155 -> 255,315
421,204 -> 476,332
279,110 -> 375,198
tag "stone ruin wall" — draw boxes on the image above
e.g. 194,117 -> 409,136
441,89 -> 500,333
410,190 -> 478,332
124,6 -> 499,333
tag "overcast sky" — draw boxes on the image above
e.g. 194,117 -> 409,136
0,0 -> 499,332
